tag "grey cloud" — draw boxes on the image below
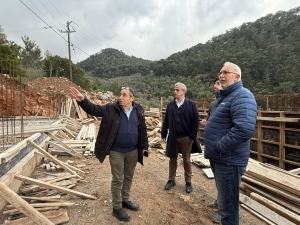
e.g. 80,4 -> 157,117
0,0 -> 299,62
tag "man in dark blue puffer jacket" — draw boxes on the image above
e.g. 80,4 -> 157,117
204,62 -> 257,225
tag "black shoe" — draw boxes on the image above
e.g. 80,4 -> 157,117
165,180 -> 176,190
122,201 -> 139,211
113,208 -> 130,221
186,182 -> 193,193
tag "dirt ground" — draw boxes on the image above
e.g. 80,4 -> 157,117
50,151 -> 267,225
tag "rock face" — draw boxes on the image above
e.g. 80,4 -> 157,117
0,76 -> 80,116
0,75 -> 117,117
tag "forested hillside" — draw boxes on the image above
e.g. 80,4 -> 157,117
79,6 -> 300,95
1,6 -> 300,104
77,48 -> 153,78
155,7 -> 300,94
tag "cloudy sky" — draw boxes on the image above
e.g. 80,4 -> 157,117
1,0 -> 299,63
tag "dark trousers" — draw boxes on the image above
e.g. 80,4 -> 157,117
210,160 -> 246,225
169,136 -> 193,182
109,149 -> 138,210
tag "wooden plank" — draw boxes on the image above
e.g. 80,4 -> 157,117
5,202 -> 75,210
76,125 -> 86,140
242,175 -> 300,206
66,117 -> 82,126
257,116 -> 300,122
0,149 -> 42,210
3,209 -> 69,225
60,161 -> 85,174
62,140 -> 90,145
72,99 -> 83,119
5,207 -> 60,216
250,192 -> 300,224
240,194 -> 295,225
27,140 -> 80,177
289,167 -> 300,175
257,111 -> 263,162
0,124 -> 66,136
46,141 -> 72,154
192,156 -> 211,168
63,128 -> 77,139
0,133 -> 42,164
14,175 -> 97,200
246,169 -> 300,197
0,181 -> 54,225
279,112 -> 285,169
21,195 -> 64,203
241,182 -> 300,215
246,159 -> 300,197
45,132 -> 85,159
241,204 -> 276,225
57,130 -> 70,140
202,168 -> 214,178
260,163 -> 300,179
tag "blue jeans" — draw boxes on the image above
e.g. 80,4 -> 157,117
210,160 -> 246,225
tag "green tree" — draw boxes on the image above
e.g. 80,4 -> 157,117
0,25 -> 22,75
43,54 -> 92,91
20,35 -> 42,69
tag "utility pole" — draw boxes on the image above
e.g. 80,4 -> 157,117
60,21 -> 76,82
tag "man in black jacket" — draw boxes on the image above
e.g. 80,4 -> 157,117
200,77 -> 223,223
70,86 -> 148,222
161,82 -> 200,193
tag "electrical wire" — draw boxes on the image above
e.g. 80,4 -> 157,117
72,22 -> 108,48
19,0 -> 68,42
27,0 -> 57,30
47,0 -> 65,20
72,45 -> 78,63
37,0 -> 65,28
71,43 -> 90,56
47,1 -> 108,56
19,0 -> 91,59
71,29 -> 101,48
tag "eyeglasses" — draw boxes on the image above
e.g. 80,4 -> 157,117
218,71 -> 238,76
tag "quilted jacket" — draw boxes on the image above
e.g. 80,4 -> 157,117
204,81 -> 257,167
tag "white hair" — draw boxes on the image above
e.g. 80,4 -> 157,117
175,82 -> 187,92
224,62 -> 242,80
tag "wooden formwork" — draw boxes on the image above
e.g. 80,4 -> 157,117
197,110 -> 300,171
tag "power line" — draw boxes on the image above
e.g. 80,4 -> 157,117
19,0 -> 68,42
37,0 -> 65,28
72,22 -> 108,48
72,46 -> 78,64
72,43 -> 90,56
71,28 -> 102,49
19,0 -> 90,61
47,0 -> 65,20
43,1 -> 92,57
27,0 -> 57,30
